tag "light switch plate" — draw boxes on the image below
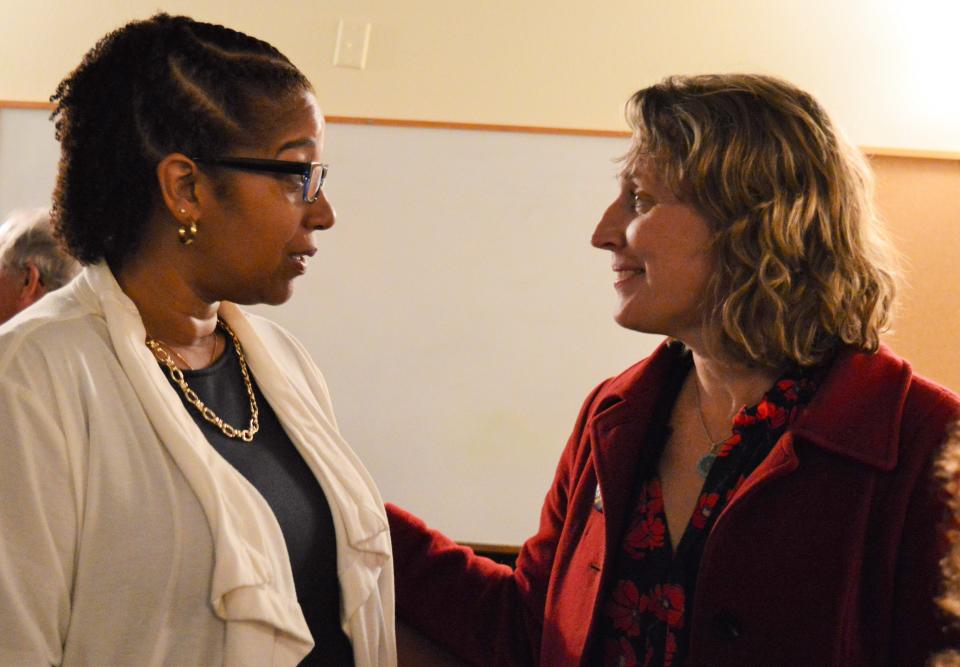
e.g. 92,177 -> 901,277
334,20 -> 371,69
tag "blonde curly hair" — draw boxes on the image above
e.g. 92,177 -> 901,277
622,74 -> 899,368
933,422 -> 960,666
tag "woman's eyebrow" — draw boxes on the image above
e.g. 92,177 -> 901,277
274,138 -> 316,156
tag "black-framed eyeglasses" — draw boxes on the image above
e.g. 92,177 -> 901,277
192,157 -> 328,204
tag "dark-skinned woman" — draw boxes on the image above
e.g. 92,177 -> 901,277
0,15 -> 394,666
387,75 -> 960,666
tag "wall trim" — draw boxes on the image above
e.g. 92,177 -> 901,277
861,146 -> 960,161
1,100 -> 55,110
325,114 -> 628,138
3,100 -> 958,161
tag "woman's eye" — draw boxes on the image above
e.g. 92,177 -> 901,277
630,193 -> 654,213
282,174 -> 304,190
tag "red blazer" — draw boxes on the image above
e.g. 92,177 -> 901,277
388,343 -> 960,666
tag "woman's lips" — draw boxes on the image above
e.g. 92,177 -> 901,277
287,247 -> 317,274
288,250 -> 314,274
613,267 -> 645,288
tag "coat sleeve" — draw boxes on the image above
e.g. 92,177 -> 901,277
387,380 -> 609,667
0,380 -> 78,666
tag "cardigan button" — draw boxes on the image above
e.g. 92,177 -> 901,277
712,610 -> 743,641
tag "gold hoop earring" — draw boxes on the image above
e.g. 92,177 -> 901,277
178,218 -> 198,245
176,208 -> 198,245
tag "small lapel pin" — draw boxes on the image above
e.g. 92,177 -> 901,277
593,483 -> 603,512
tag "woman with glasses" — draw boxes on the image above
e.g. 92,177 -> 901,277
0,14 -> 393,666
387,75 -> 960,665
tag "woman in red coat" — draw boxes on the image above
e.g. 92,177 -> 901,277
388,74 -> 960,666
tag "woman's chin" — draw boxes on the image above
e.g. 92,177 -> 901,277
613,310 -> 655,335
223,280 -> 295,307
259,284 -> 295,306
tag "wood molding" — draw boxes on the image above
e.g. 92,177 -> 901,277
325,114 -> 629,138
0,100 -> 54,110
861,146 -> 960,161
3,100 -> 957,161
460,542 -> 520,556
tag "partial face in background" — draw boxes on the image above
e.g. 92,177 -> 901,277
591,160 -> 715,344
0,265 -> 24,324
188,89 -> 336,306
0,261 -> 45,325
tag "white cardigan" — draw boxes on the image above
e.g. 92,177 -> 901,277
0,263 -> 396,666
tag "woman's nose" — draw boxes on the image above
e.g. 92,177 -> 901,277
307,189 -> 336,231
591,199 -> 624,250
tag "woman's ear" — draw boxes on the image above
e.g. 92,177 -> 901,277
156,153 -> 201,222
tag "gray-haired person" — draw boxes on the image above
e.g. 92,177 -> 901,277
0,208 -> 80,324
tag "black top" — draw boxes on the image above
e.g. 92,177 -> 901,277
598,349 -> 823,666
159,335 -> 354,666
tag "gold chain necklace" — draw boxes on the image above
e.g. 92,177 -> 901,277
146,318 -> 260,442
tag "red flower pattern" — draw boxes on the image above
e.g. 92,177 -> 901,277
623,479 -> 667,558
664,632 -> 678,667
604,637 -> 638,667
643,479 -> 664,514
717,432 -> 742,458
755,399 -> 787,428
606,580 -> 649,636
624,514 -> 666,558
691,492 -> 720,529
651,584 -> 685,629
776,379 -> 797,399
732,409 -> 757,428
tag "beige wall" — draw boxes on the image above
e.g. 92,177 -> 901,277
2,2 -> 957,394
1,0 -> 958,152
1,1 -> 956,393
875,156 -> 960,392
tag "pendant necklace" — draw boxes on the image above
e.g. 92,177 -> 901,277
693,379 -> 729,478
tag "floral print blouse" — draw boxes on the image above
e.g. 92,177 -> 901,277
600,357 -> 821,667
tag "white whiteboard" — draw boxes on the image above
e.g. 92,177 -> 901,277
0,108 -> 660,544
0,108 -> 60,219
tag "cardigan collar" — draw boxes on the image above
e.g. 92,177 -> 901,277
589,339 -> 913,472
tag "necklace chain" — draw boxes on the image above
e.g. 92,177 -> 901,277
146,318 -> 260,442
155,332 -> 220,371
161,344 -> 193,370
693,378 -> 729,478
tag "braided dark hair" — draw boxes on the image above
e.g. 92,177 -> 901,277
50,13 -> 310,267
